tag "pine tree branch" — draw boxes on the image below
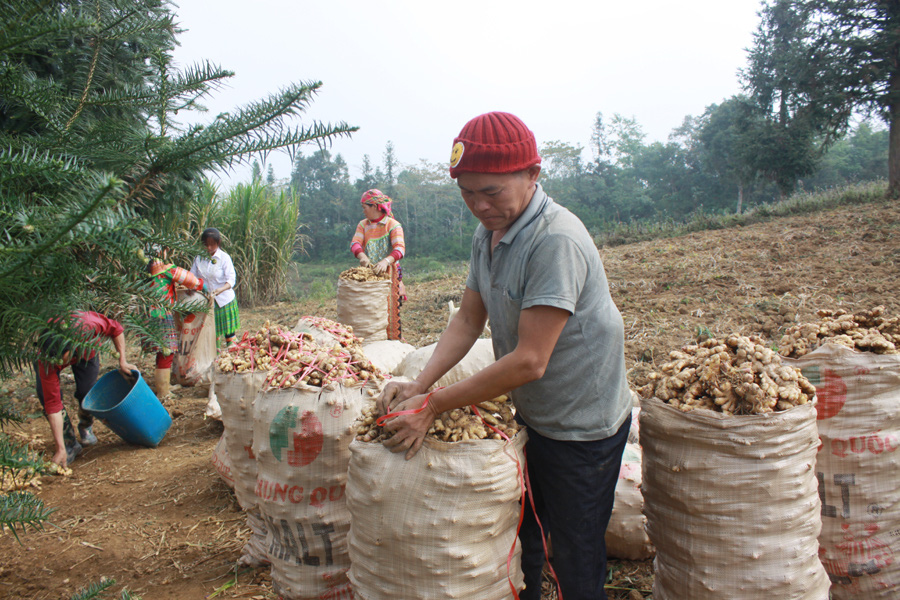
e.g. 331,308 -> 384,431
0,176 -> 122,282
64,30 -> 102,132
0,491 -> 55,542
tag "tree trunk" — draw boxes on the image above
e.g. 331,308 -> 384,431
736,182 -> 744,214
890,69 -> 900,197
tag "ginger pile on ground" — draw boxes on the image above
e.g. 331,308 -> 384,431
778,306 -> 900,357
638,334 -> 816,415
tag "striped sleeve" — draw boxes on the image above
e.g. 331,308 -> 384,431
351,220 -> 366,255
389,220 -> 405,260
169,266 -> 203,291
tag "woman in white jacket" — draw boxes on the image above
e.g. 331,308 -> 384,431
190,227 -> 239,346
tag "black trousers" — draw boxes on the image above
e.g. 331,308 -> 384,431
519,414 -> 631,600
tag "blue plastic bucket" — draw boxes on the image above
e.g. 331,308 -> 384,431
82,370 -> 172,447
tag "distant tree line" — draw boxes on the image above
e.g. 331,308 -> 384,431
287,117 -> 886,263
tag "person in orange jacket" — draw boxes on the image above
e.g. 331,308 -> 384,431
146,256 -> 207,399
350,189 -> 407,340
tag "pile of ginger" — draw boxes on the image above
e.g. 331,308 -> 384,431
778,306 -> 900,358
355,395 -> 521,443
639,334 -> 816,415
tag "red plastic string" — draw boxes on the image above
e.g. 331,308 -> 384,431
375,387 -> 444,428
470,405 -> 510,441
274,342 -> 287,363
470,403 -> 525,599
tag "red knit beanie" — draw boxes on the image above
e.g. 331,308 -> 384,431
449,111 -> 542,179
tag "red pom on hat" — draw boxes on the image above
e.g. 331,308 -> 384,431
449,111 -> 542,179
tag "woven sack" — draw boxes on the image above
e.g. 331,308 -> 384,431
641,397 -> 830,599
394,338 -> 495,386
253,381 -> 369,600
211,433 -> 234,489
361,340 -> 415,374
215,370 -> 269,567
347,432 -> 527,599
172,290 -> 216,386
606,409 -> 654,560
336,279 -> 390,343
785,344 -> 900,599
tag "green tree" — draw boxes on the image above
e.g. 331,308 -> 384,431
382,141 -> 398,191
539,140 -> 585,180
794,0 -> 900,194
591,112 -> 646,170
696,97 -> 763,213
394,160 -> 473,259
804,121 -> 889,188
0,0 -> 355,533
742,0 -> 832,198
291,149 -> 356,260
357,155 -> 377,192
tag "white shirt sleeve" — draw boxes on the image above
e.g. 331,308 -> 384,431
223,253 -> 236,287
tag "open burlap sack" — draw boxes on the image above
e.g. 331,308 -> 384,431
785,344 -> 900,599
336,278 -> 390,343
641,397 -> 830,599
253,382 -> 370,600
215,370 -> 269,567
173,290 -> 216,386
361,339 -> 415,374
347,432 -> 527,600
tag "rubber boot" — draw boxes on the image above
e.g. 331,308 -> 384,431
154,367 -> 171,401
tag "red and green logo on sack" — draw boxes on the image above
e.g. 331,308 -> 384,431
801,366 -> 848,420
269,406 -> 324,467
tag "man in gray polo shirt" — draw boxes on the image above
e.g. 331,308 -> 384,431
377,111 -> 633,600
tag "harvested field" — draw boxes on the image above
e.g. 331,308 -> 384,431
2,200 -> 898,599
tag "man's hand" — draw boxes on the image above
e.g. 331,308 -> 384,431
376,379 -> 427,415
374,258 -> 391,274
118,360 -> 138,382
111,332 -> 137,382
381,393 -> 439,460
358,253 -> 371,268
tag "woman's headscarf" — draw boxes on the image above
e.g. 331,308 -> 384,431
360,189 -> 392,217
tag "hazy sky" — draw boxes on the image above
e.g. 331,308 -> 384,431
171,0 -> 764,186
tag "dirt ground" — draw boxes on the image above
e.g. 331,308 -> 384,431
1,199 -> 898,599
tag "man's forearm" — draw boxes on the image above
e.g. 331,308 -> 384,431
424,304 -> 570,416
112,333 -> 127,360
48,411 -> 65,451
